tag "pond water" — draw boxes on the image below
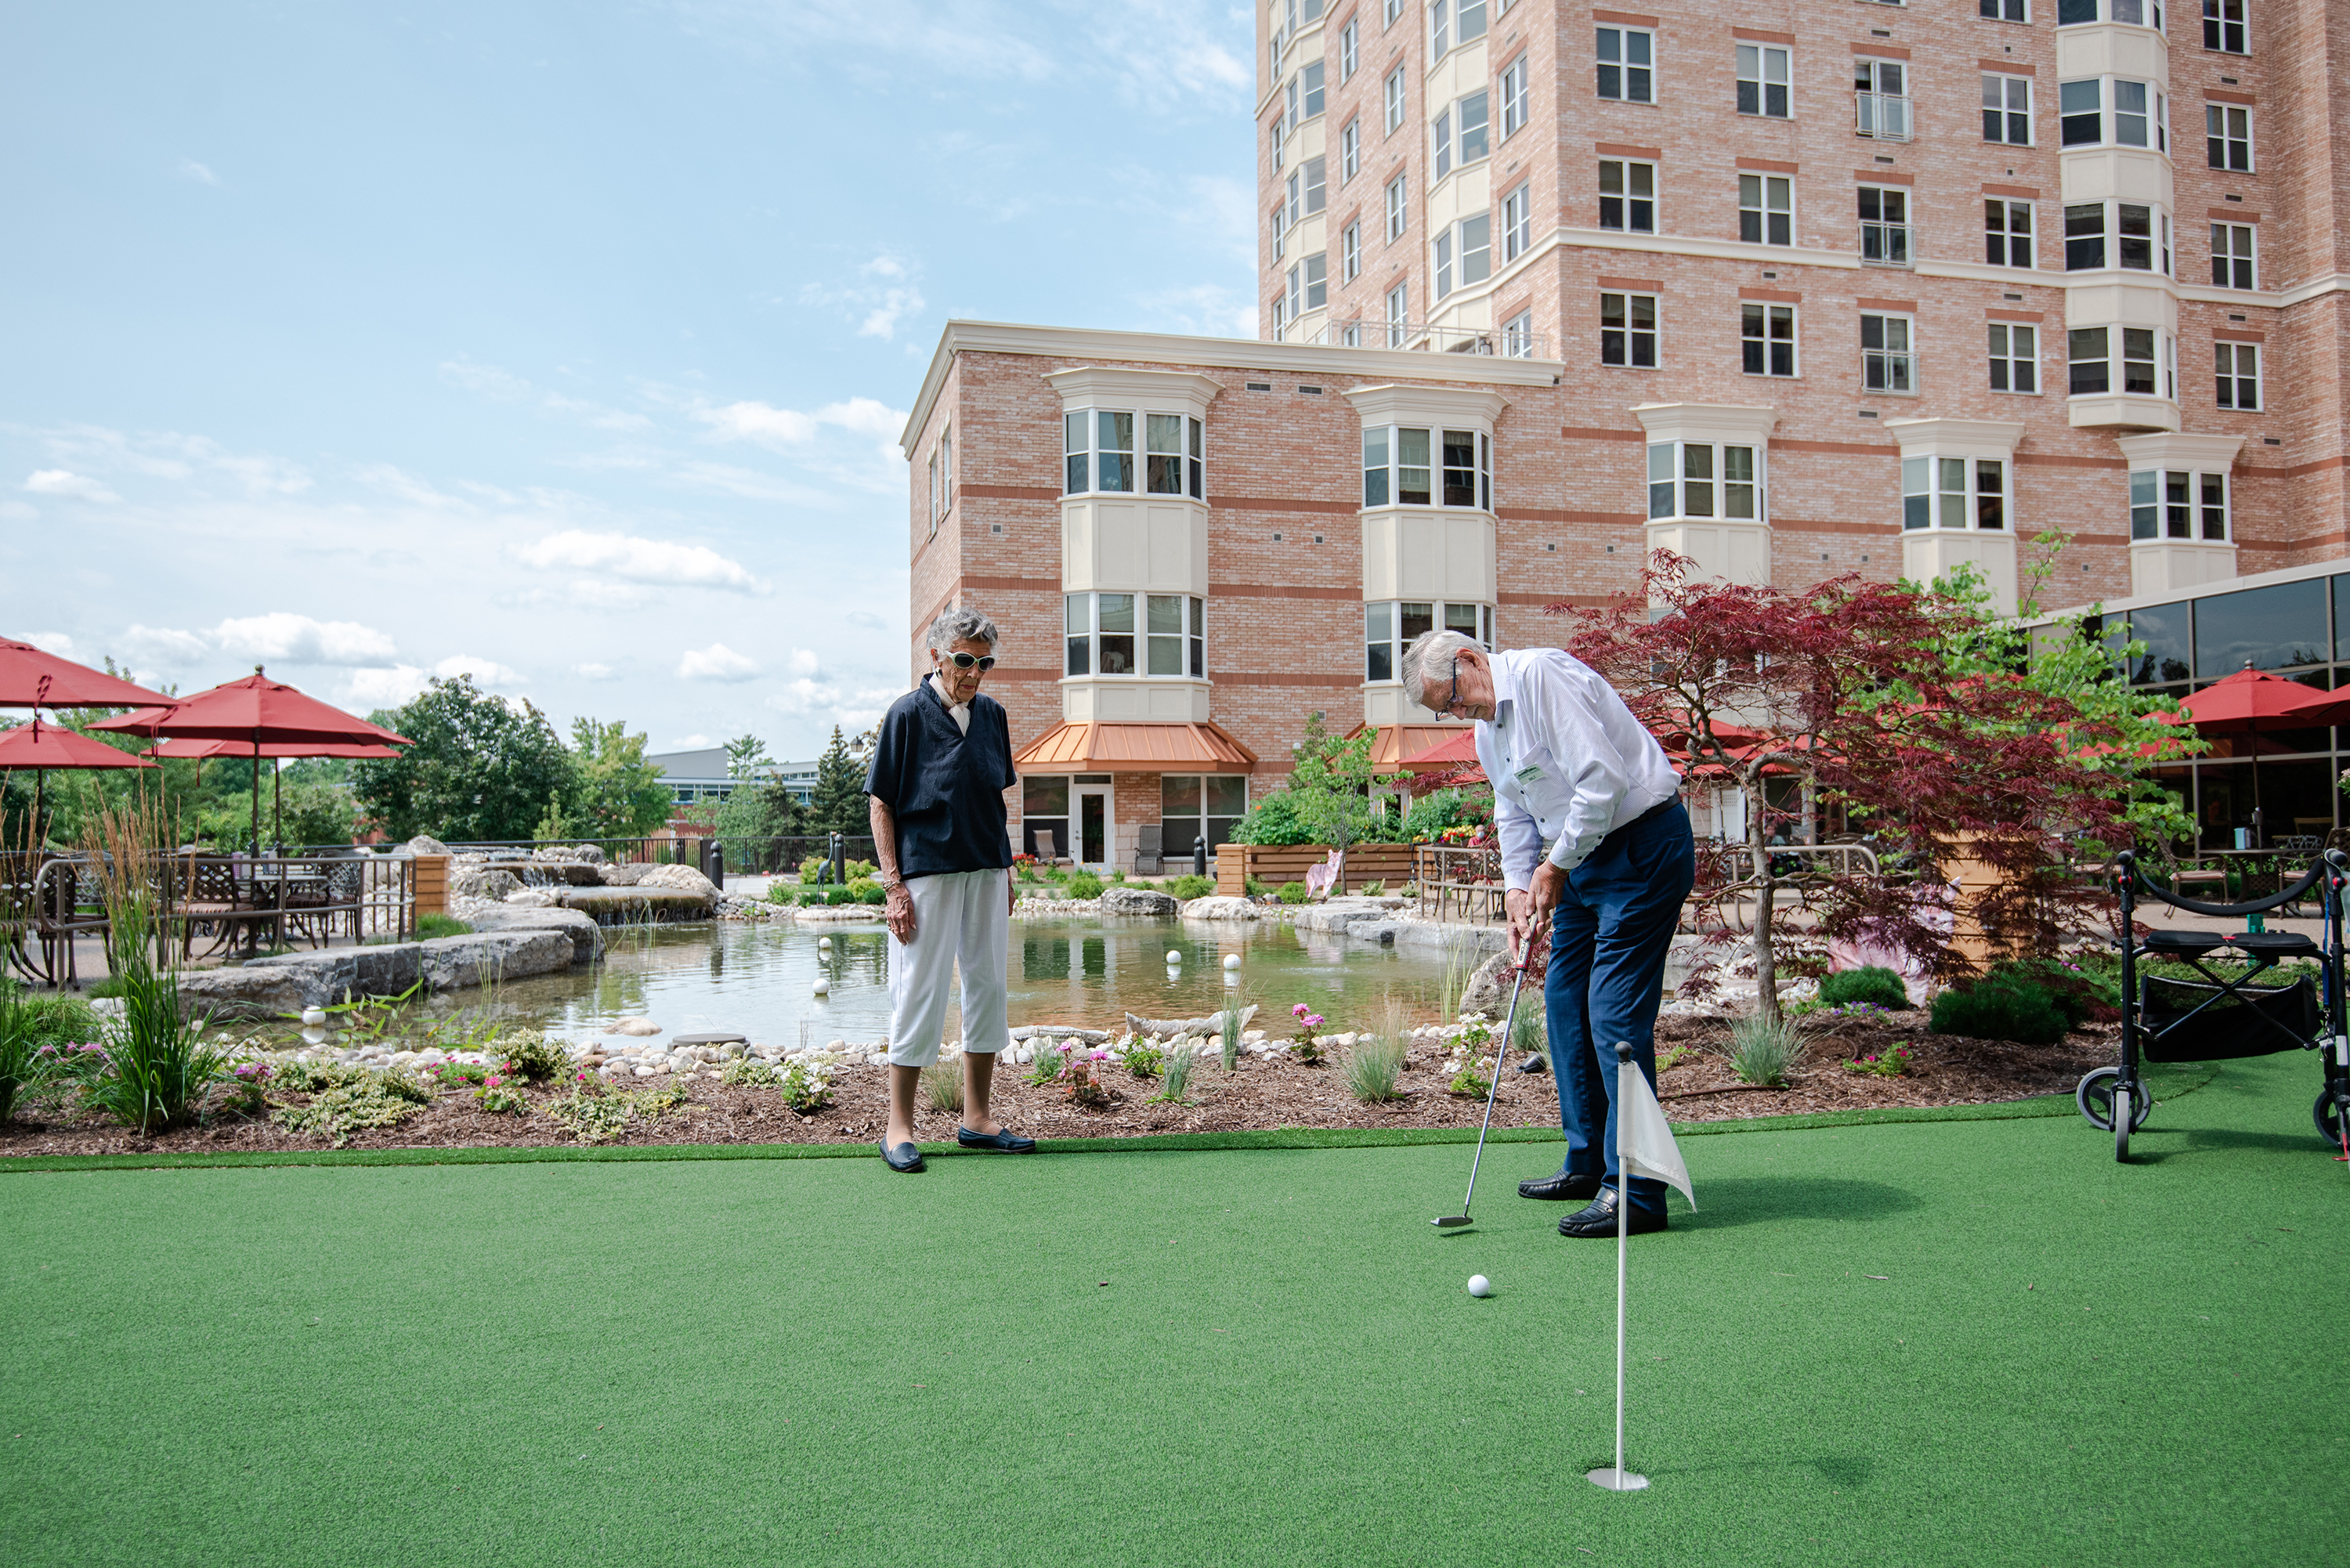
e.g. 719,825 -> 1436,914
461,914 -> 1472,1048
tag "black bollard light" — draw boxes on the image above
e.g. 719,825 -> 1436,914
1193,836 -> 1207,879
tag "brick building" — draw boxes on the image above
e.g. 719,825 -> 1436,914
895,0 -> 2350,867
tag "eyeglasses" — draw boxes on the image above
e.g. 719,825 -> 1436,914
945,652 -> 996,671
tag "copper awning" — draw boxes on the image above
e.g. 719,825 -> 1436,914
1349,721 -> 1477,775
1013,720 -> 1259,771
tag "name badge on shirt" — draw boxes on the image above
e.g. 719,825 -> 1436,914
1513,763 -> 1544,787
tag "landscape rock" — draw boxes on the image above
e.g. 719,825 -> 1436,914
450,865 -> 522,901
177,964 -> 315,1023
1099,887 -> 1179,916
637,863 -> 720,898
609,1017 -> 663,1036
600,862 -> 651,887
414,930 -> 576,990
1459,950 -> 1519,1017
503,887 -> 559,907
458,903 -> 604,965
1177,896 -> 1259,922
400,834 -> 451,858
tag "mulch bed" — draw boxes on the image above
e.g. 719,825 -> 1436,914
0,1010 -> 2118,1160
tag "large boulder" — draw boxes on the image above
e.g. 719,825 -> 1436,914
1177,896 -> 1259,922
396,834 -> 451,858
637,862 -> 719,898
450,865 -> 522,901
1100,886 -> 1178,916
600,862 -> 651,887
1459,950 -> 1524,1018
177,964 -> 315,1023
462,904 -> 604,964
416,930 -> 577,990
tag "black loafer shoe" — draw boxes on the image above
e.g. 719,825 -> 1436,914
956,1126 -> 1037,1152
1558,1187 -> 1668,1237
880,1140 -> 925,1172
1518,1171 -> 1602,1201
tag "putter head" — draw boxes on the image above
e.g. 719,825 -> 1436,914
1433,1215 -> 1472,1228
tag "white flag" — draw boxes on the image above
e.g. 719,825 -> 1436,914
1618,1057 -> 1695,1211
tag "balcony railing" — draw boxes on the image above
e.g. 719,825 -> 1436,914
1298,317 -> 1553,358
1856,92 -> 1912,140
1860,222 -> 1914,266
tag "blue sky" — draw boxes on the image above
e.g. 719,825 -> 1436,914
2,1 -> 1257,760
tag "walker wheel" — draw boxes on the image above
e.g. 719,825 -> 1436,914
2077,1067 -> 2152,1133
2315,1089 -> 2349,1151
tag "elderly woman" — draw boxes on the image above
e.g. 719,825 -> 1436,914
864,605 -> 1030,1172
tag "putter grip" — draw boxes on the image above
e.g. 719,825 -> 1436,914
1614,1042 -> 1631,1062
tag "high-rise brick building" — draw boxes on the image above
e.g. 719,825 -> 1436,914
898,0 -> 2350,866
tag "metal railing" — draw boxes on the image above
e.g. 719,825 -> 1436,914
1294,318 -> 1553,359
1414,844 -> 1506,925
1860,222 -> 1914,266
1856,92 -> 1912,140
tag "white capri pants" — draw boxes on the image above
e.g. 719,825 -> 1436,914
885,867 -> 1011,1068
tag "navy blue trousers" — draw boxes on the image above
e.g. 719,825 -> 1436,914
1542,799 -> 1697,1218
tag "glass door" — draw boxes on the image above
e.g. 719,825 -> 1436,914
1076,787 -> 1109,865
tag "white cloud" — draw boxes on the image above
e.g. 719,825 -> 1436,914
512,529 -> 769,594
432,652 -> 527,686
22,631 -> 75,656
761,649 -> 902,728
175,158 -> 219,186
24,469 -> 119,502
0,500 -> 34,522
788,648 -> 821,675
798,255 -> 927,341
666,734 -> 714,750
211,612 -> 400,666
121,623 -> 217,666
697,395 -> 905,449
438,358 -> 653,432
30,427 -> 309,497
573,663 -> 617,681
678,643 -> 761,682
338,654 -> 526,710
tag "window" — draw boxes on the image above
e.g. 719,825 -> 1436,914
1902,457 -> 2008,530
1859,186 -> 1911,265
1304,252 -> 1329,309
2063,202 -> 2103,269
2064,201 -> 2164,272
1740,174 -> 1792,246
1285,263 -> 1304,331
2215,341 -> 2260,410
1341,118 -> 1361,182
1434,109 -> 1451,178
1285,170 -> 1301,231
2059,78 -> 2101,144
1386,173 -> 1408,240
1269,112 -> 1285,171
1271,201 -> 1286,262
1502,183 -> 1531,262
1159,775 -> 1248,858
1986,199 -> 2034,267
2062,77 -> 2167,147
1983,74 -> 2033,143
1434,92 -> 1489,175
1385,65 -> 1406,133
1342,220 -> 1362,280
1855,58 -> 1911,141
1502,309 -> 1536,357
1456,0 -> 1486,42
2203,0 -> 2247,52
2067,326 -> 2162,396
2211,222 -> 2256,288
2207,105 -> 2252,171
1862,313 -> 1915,393
1602,292 -> 1658,367
926,446 -> 941,537
1458,214 -> 1491,285
1434,227 -> 1452,298
1386,283 -> 1408,345
1385,0 -> 1403,23
1431,0 -> 1448,57
1737,44 -> 1791,118
1647,441 -> 1762,519
1303,60 -> 1325,118
1988,323 -> 2039,392
1064,410 -> 1202,497
1600,159 -> 1655,232
1065,593 -> 1205,678
1366,601 -> 1491,681
1304,155 -> 1327,214
1500,54 -> 1528,136
1341,321 -> 1362,347
1340,16 -> 1359,78
1741,303 -> 1797,376
2058,0 -> 2165,23
1597,26 -> 1654,102
1982,0 -> 2028,18
1285,76 -> 1300,135
1269,291 -> 1289,338
2130,470 -> 2228,541
1361,425 -> 1490,508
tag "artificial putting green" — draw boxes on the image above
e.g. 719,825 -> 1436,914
1,1053 -> 2341,1566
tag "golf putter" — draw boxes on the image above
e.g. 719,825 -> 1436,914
1434,959 -> 1531,1228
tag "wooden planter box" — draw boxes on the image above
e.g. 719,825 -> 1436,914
411,855 -> 450,921
1213,843 -> 1421,898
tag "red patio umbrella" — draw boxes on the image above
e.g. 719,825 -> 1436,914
0,641 -> 174,710
0,714 -> 158,844
91,668 -> 410,852
145,737 -> 401,848
2166,666 -> 2346,844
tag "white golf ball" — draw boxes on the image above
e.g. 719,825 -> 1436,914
1223,954 -> 1241,971
1468,1274 -> 1493,1298
818,936 -> 833,951
812,977 -> 830,995
1166,950 -> 1183,964
299,1007 -> 327,1028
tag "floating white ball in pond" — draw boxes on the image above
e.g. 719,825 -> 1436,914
300,1007 -> 327,1027
812,977 -> 830,995
1223,954 -> 1241,971
1468,1275 -> 1493,1299
1166,950 -> 1183,965
819,936 -> 833,951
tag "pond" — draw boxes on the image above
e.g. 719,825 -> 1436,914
458,914 -> 1473,1048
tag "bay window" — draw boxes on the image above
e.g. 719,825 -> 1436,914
2058,77 -> 2167,150
2055,0 -> 2164,25
1647,441 -> 1762,521
1065,593 -> 1206,677
2130,470 -> 2229,540
2067,326 -> 2168,398
2064,201 -> 2170,273
1367,600 -> 1491,681
1065,410 -> 1204,497
1362,425 -> 1491,508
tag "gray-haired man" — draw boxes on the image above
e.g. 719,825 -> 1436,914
1401,629 -> 1693,1237
865,606 -> 1030,1172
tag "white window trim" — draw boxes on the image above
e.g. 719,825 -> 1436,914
1342,220 -> 1362,280
2214,339 -> 2261,411
2210,221 -> 2257,289
1340,117 -> 1361,182
1738,172 -> 1794,247
1499,53 -> 1528,138
2059,75 -> 2168,152
1063,591 -> 1210,681
2064,324 -> 2174,403
1853,56 -> 1913,143
1600,290 -> 1660,369
1343,383 -> 1509,511
1596,24 -> 1655,103
1858,182 -> 1914,267
1044,369 -> 1220,500
1385,173 -> 1408,241
1981,71 -> 2034,146
1384,65 -> 1406,133
1987,320 -> 2041,396
1985,197 -> 2036,269
1632,403 -> 1778,529
2205,103 -> 2254,172
1735,42 -> 1793,119
1600,157 -> 1657,234
1741,302 -> 1800,378
1365,599 -> 1494,685
1862,311 -> 1918,396
1501,182 -> 1531,262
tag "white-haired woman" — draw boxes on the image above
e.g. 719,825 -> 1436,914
864,605 -> 1030,1172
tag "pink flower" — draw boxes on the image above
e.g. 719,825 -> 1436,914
1292,1003 -> 1309,1017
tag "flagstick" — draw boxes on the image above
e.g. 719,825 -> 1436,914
1589,1042 -> 1650,1492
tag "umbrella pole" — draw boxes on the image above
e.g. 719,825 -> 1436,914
250,733 -> 261,857
273,761 -> 282,852
32,769 -> 43,851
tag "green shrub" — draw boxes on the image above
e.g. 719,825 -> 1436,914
856,883 -> 888,905
1120,1038 -> 1166,1079
920,1060 -> 964,1113
270,1061 -> 432,1147
765,882 -> 798,905
1360,880 -> 1385,896
1222,790 -> 1317,846
775,1055 -> 837,1114
1274,880 -> 1310,905
473,1073 -> 530,1115
1817,966 -> 1911,1011
1245,875 -> 1268,898
798,857 -> 826,883
825,887 -> 856,906
494,1029 -> 573,1082
85,900 -> 235,1133
1929,974 -> 2070,1046
1148,1040 -> 1196,1105
721,1055 -> 778,1087
1342,1034 -> 1407,1103
1728,1015 -> 1799,1087
545,1078 -> 686,1143
1162,875 -> 1213,901
1109,869 -> 1127,883
846,859 -> 877,880
1065,871 -> 1104,900
414,913 -> 472,941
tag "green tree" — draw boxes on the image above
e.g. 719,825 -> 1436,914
805,724 -> 870,836
725,733 -> 773,779
714,774 -> 805,869
559,717 -> 674,840
1282,712 -> 1380,894
351,676 -> 580,843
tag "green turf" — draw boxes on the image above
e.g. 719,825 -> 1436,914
0,1053 -> 2338,1566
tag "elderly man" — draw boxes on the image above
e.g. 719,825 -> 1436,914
1402,629 -> 1693,1236
865,605 -> 1030,1173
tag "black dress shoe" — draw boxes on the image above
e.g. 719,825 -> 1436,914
956,1125 -> 1036,1152
1558,1187 -> 1668,1237
880,1140 -> 925,1172
1519,1170 -> 1602,1201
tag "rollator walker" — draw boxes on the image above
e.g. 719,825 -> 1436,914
2092,849 -> 2350,1162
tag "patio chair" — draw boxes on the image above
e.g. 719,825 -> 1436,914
1133,824 -> 1163,876
1034,829 -> 1059,863
175,856 -> 273,961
